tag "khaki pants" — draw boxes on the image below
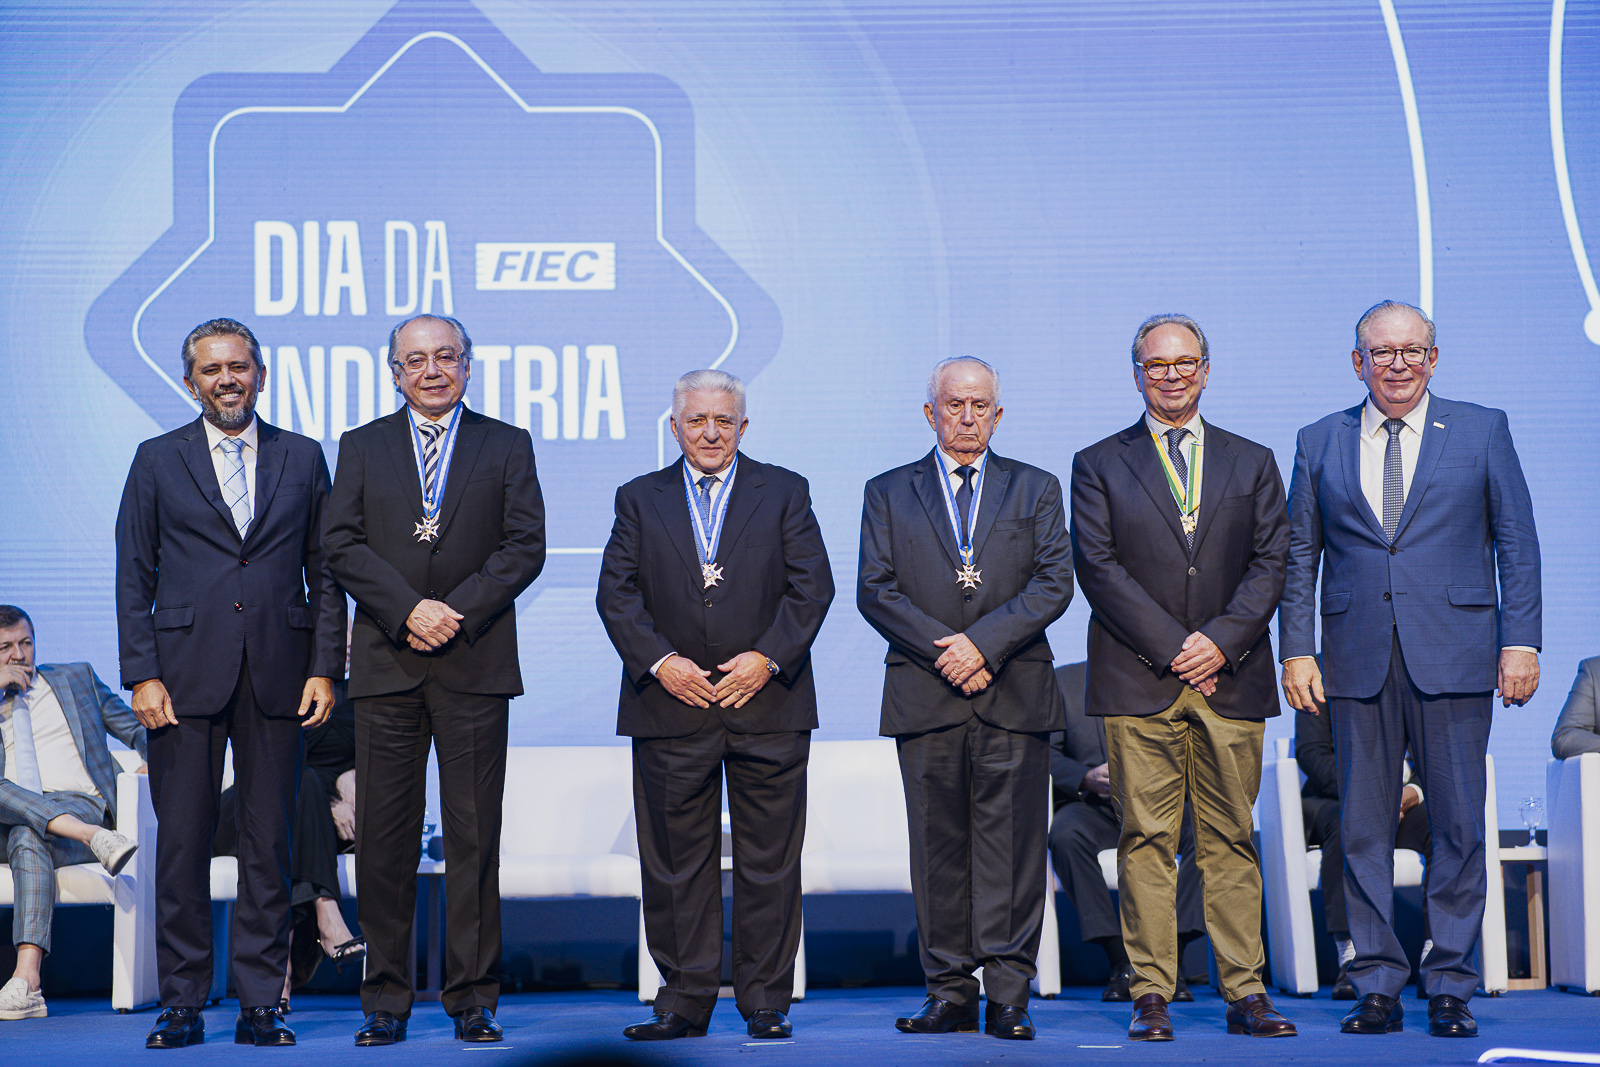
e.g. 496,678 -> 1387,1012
1105,687 -> 1265,1002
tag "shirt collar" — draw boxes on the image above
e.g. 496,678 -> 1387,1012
1362,391 -> 1431,438
408,403 -> 462,433
202,415 -> 258,453
1144,411 -> 1205,444
936,447 -> 988,478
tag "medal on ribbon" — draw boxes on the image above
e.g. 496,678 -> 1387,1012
1151,430 -> 1201,536
935,452 -> 988,588
410,406 -> 462,543
683,455 -> 738,588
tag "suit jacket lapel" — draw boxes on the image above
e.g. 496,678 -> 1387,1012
649,459 -> 703,577
434,409 -> 486,538
1338,405 -> 1386,541
968,453 -> 1012,561
245,421 -> 287,545
382,410 -> 426,516
1190,422 -> 1238,557
714,454 -> 763,561
178,419 -> 242,540
1393,398 -> 1449,541
912,451 -> 963,570
1118,421 -> 1189,550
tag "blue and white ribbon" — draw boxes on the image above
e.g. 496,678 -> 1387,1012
682,454 -> 739,569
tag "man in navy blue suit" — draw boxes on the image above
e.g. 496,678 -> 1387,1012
1279,300 -> 1541,1039
117,318 -> 346,1049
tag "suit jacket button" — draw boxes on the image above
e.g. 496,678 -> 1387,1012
964,593 -> 973,602
1187,566 -> 1197,576
1389,546 -> 1398,555
239,558 -> 248,566
234,602 -> 243,612
1383,592 -> 1392,601
703,599 -> 713,608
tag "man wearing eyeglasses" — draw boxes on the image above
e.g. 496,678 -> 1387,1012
1278,301 -> 1540,1039
325,314 -> 546,1047
1070,314 -> 1294,1041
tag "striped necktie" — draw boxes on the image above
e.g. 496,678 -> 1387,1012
419,421 -> 445,502
1166,427 -> 1194,549
219,436 -> 250,537
1381,419 -> 1405,540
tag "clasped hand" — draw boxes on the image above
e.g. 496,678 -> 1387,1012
405,599 -> 463,651
934,633 -> 991,696
1171,631 -> 1223,697
658,651 -> 772,710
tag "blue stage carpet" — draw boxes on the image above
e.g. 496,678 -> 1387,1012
8,987 -> 1598,1065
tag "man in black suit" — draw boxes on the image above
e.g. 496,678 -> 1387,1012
597,369 -> 833,1042
1047,661 -> 1204,1002
1295,703 -> 1431,999
116,318 -> 345,1048
1070,314 -> 1293,1041
324,314 -> 545,1046
858,357 -> 1073,1042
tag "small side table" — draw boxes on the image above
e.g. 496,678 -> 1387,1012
1500,844 -> 1547,990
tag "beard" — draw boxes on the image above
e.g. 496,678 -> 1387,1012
202,390 -> 255,430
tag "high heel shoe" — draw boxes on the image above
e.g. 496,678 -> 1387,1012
324,937 -> 367,973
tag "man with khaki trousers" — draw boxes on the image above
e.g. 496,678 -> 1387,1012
1070,314 -> 1294,1040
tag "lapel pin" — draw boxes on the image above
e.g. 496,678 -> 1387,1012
1433,422 -> 1445,429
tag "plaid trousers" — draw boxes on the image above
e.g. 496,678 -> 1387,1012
1,784 -> 105,955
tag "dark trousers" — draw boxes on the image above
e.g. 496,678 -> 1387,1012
217,766 -> 342,906
354,679 -> 508,1019
148,659 -> 303,1009
1303,794 -> 1432,938
1048,801 -> 1204,948
898,717 -> 1049,1009
633,721 -> 809,1026
1330,633 -> 1490,1001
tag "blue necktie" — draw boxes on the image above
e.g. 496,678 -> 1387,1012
1382,419 -> 1405,541
696,475 -> 716,527
955,465 -> 975,538
219,437 -> 250,536
3,689 -> 43,794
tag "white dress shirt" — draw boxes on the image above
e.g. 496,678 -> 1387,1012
1358,392 -> 1429,522
2,675 -> 100,798
1144,411 -> 1206,510
202,415 -> 258,511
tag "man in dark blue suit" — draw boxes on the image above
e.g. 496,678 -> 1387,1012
1279,300 -> 1541,1039
117,318 -> 345,1048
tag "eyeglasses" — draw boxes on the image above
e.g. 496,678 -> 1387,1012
394,350 -> 466,375
1137,357 -> 1207,380
1359,346 -> 1432,368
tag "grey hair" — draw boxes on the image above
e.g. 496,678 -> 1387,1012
672,369 -> 746,421
1355,300 -> 1435,350
1131,314 -> 1209,364
386,314 -> 473,367
182,318 -> 264,379
926,356 -> 1001,406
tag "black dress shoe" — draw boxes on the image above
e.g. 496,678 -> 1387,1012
1340,993 -> 1402,1034
1102,962 -> 1134,1002
1331,962 -> 1358,1000
747,1009 -> 792,1039
895,995 -> 978,1034
623,1010 -> 707,1040
1427,994 -> 1478,1038
235,1006 -> 295,1046
984,1001 -> 1035,1040
454,1007 -> 503,1042
1173,973 -> 1195,1002
146,1007 -> 205,1049
354,1011 -> 407,1046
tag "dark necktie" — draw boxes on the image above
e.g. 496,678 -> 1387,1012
955,465 -> 975,538
696,475 -> 716,527
419,421 -> 445,501
1382,419 -> 1405,541
1165,427 -> 1194,549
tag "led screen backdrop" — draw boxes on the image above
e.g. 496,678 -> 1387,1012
2,0 -> 1595,819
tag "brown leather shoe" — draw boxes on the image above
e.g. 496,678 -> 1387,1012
1128,993 -> 1173,1041
1226,992 -> 1297,1037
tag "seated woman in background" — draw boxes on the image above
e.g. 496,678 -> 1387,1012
1553,657 -> 1600,759
215,680 -> 365,1009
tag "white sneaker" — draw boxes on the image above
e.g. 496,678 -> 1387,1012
0,977 -> 46,1020
89,829 -> 137,876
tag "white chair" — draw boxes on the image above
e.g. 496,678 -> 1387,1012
801,738 -> 1061,998
1547,752 -> 1600,994
0,749 -> 159,1010
496,745 -> 662,1002
1258,737 -> 1509,995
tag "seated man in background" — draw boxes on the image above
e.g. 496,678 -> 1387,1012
1048,661 -> 1204,1002
1296,701 -> 1430,999
1552,657 -> 1600,759
0,605 -> 145,1021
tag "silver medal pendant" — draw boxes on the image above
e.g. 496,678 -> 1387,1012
702,562 -> 724,588
956,563 -> 983,589
1181,513 -> 1198,536
414,513 -> 441,543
